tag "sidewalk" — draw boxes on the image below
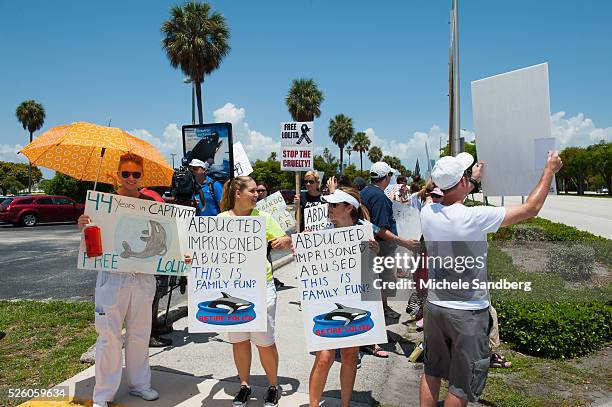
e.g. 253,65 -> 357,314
48,258 -> 427,406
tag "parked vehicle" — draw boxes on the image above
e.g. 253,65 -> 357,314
0,196 -> 10,205
0,195 -> 85,226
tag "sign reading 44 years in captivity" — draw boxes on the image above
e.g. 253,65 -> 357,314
78,190 -> 194,275
280,121 -> 314,171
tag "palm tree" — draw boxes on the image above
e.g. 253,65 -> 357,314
161,2 -> 230,124
329,114 -> 354,173
286,78 -> 324,121
352,131 -> 371,172
368,146 -> 383,163
345,144 -> 352,165
16,100 -> 45,193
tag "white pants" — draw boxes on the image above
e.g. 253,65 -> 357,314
227,281 -> 277,347
93,271 -> 156,402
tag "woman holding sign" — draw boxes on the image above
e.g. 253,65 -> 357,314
78,153 -> 159,407
308,187 -> 380,407
219,176 -> 292,407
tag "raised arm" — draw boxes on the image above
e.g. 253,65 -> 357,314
501,151 -> 563,227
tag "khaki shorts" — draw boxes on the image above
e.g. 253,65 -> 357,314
423,301 -> 492,402
227,281 -> 277,347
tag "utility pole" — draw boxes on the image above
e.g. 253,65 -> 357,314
170,153 -> 177,168
449,0 -> 461,156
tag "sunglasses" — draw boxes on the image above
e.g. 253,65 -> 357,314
304,180 -> 316,185
120,171 -> 142,179
256,189 -> 267,193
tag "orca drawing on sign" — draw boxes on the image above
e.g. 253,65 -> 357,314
323,303 -> 368,326
208,292 -> 253,315
120,220 -> 168,259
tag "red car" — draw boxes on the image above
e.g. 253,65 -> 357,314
0,195 -> 85,226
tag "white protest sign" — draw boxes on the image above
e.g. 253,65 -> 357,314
280,121 -> 314,171
256,191 -> 295,232
304,203 -> 334,231
392,201 -> 422,240
77,190 -> 194,275
472,63 -> 556,196
292,225 -> 387,352
233,141 -> 253,177
187,216 -> 268,333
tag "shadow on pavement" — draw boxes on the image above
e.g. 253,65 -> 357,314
199,374 -> 301,406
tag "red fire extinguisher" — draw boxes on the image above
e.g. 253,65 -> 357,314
84,223 -> 103,257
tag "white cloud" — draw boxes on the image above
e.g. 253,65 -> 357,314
128,124 -> 182,164
0,144 -> 27,163
551,112 -> 612,149
213,102 -> 280,161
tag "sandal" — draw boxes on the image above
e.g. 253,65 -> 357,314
360,345 -> 389,358
490,353 -> 512,368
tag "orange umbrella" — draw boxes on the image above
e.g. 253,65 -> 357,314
20,122 -> 174,187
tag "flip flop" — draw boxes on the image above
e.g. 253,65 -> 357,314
361,345 -> 389,358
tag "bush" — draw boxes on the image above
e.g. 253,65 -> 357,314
512,225 -> 546,242
495,301 -> 612,358
545,244 -> 595,282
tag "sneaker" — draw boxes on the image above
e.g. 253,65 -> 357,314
129,388 -> 159,401
149,335 -> 172,347
263,385 -> 280,407
233,385 -> 251,406
93,402 -> 108,407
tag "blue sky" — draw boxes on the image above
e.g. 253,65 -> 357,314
2,0 -> 611,177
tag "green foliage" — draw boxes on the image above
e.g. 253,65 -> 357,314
161,1 -> 230,123
329,114 -> 354,172
343,164 -> 369,182
512,224 -> 546,242
250,159 -> 294,190
545,244 -> 595,282
313,147 -> 340,176
440,140 -> 477,161
368,146 -> 383,163
382,155 -> 411,177
43,172 -> 113,202
0,161 -> 43,194
494,216 -> 607,242
557,142 -> 611,194
495,301 -> 612,358
286,78 -> 324,122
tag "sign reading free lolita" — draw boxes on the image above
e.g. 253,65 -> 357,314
78,190 -> 195,275
280,121 -> 314,171
187,216 -> 268,333
183,122 -> 233,178
292,225 -> 387,352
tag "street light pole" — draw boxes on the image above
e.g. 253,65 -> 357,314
170,153 -> 176,168
184,77 -> 195,125
449,0 -> 461,156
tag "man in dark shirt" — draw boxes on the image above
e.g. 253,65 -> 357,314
361,162 -> 420,318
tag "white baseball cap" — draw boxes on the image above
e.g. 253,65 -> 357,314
321,189 -> 360,209
188,159 -> 209,169
431,152 -> 474,190
370,161 -> 395,179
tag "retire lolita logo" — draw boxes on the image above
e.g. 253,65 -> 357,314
312,303 -> 374,338
196,292 -> 256,325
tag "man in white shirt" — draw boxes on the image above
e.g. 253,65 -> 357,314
419,151 -> 562,407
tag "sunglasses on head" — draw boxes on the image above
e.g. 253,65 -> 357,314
120,171 -> 142,179
304,180 -> 316,185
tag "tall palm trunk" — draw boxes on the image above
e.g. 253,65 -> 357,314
339,146 -> 344,173
195,79 -> 204,124
359,151 -> 363,172
28,131 -> 33,193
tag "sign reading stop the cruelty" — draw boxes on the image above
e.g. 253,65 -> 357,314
280,121 -> 314,171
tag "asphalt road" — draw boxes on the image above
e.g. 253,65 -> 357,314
476,194 -> 612,238
0,224 -> 289,302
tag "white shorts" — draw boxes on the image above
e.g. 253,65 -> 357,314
227,281 -> 277,347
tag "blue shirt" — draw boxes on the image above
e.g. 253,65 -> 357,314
194,176 -> 224,216
360,184 -> 397,239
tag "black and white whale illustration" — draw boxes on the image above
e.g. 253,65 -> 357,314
323,303 -> 369,326
120,220 -> 168,259
208,292 -> 253,315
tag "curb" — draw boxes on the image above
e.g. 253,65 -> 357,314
272,253 -> 294,270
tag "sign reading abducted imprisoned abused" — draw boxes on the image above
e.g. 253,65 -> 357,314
187,216 -> 267,333
255,191 -> 295,232
78,190 -> 195,275
304,203 -> 334,231
280,121 -> 314,171
292,225 -> 387,352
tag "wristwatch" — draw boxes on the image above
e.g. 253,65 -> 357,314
469,177 -> 481,191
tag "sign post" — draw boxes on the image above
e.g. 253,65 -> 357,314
280,121 -> 315,233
